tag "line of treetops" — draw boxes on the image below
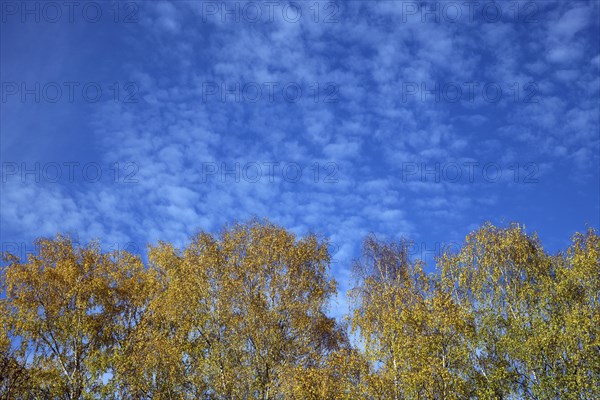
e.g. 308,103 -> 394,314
1,219 -> 598,399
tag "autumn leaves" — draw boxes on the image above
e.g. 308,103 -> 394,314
1,222 -> 344,398
349,225 -> 600,398
1,221 -> 599,399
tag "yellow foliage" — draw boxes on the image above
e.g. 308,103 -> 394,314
1,221 -> 598,399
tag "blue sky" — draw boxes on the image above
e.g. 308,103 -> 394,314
1,1 -> 599,315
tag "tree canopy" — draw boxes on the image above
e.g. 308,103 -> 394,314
2,220 -> 598,399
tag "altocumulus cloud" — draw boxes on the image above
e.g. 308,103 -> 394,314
1,0 -> 599,318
